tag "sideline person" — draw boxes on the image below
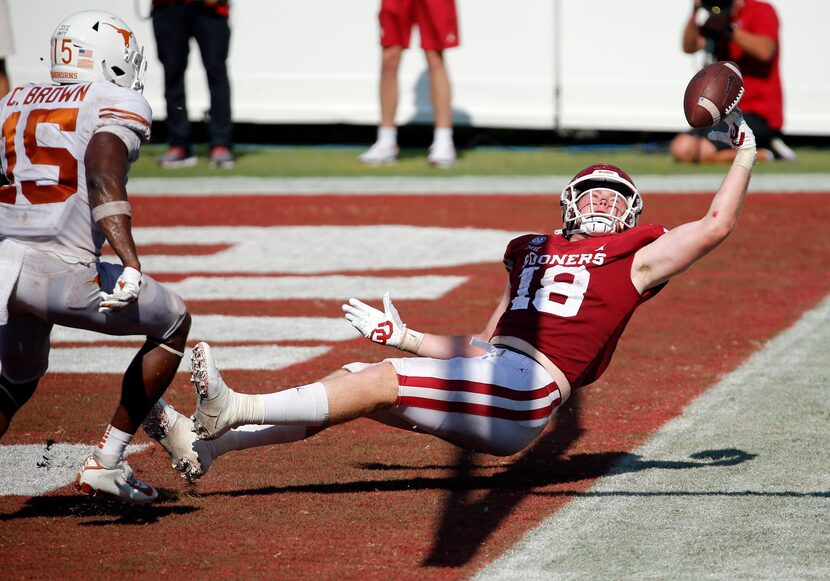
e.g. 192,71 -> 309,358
0,0 -> 14,98
0,11 -> 191,504
153,0 -> 234,169
359,0 -> 460,168
670,0 -> 793,163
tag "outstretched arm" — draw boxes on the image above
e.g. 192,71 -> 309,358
343,284 -> 511,359
631,111 -> 756,293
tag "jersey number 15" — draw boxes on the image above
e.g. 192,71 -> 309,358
1,108 -> 80,205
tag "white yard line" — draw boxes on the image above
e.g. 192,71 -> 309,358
477,293 -> 830,580
45,345 -> 330,374
128,175 -> 830,196
0,444 -> 149,497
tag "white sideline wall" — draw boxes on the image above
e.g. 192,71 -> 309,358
5,0 -> 828,136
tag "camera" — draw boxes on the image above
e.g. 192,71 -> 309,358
701,0 -> 733,15
698,0 -> 734,50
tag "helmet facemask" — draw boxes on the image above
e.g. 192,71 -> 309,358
560,166 -> 643,238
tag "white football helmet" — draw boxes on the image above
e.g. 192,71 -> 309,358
50,11 -> 147,92
560,163 -> 643,237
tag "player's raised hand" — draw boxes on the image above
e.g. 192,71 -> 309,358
342,291 -> 407,347
709,108 -> 756,151
99,266 -> 142,312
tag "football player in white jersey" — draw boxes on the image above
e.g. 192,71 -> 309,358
0,11 -> 191,504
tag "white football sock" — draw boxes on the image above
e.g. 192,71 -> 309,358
258,382 -> 329,426
377,126 -> 397,146
210,424 -> 309,456
94,424 -> 133,468
433,127 -> 453,145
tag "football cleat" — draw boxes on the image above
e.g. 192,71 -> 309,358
75,454 -> 158,504
191,342 -> 261,440
358,141 -> 399,165
427,141 -> 456,168
144,400 -> 213,481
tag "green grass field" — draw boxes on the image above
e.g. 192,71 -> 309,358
131,144 -> 830,178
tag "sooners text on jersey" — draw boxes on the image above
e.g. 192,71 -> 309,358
493,224 -> 667,388
0,81 -> 151,263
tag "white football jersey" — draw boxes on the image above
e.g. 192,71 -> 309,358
0,81 -> 151,263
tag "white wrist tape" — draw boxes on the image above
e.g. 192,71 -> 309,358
399,328 -> 425,354
92,201 -> 132,223
733,147 -> 757,171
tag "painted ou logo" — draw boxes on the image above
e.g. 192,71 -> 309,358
531,236 -> 547,245
371,321 -> 393,343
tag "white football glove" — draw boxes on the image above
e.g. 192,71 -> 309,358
342,291 -> 424,353
709,108 -> 756,151
99,266 -> 142,313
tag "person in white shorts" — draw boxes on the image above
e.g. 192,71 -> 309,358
146,109 -> 758,483
0,11 -> 191,504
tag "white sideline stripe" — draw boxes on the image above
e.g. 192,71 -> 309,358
128,175 -> 830,196
162,275 -> 467,300
477,293 -> 830,580
0,444 -> 149,497
52,315 -> 357,343
46,345 -> 330,373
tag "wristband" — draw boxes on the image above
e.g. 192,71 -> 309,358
733,147 -> 756,170
399,328 -> 425,354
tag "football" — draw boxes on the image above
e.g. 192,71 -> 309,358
683,61 -> 744,128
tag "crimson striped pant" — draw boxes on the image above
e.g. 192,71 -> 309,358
348,347 -> 563,456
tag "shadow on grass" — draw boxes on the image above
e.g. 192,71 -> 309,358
0,488 -> 197,525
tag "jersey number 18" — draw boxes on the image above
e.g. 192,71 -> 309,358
510,265 -> 590,318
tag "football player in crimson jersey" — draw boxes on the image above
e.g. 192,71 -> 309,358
0,11 -> 191,503
148,113 -> 756,481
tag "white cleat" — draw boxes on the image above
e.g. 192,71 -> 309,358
190,342 -> 256,440
144,400 -> 213,481
358,141 -> 399,165
427,141 -> 456,168
75,454 -> 158,504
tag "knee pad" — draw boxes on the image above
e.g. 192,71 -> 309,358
0,375 -> 39,419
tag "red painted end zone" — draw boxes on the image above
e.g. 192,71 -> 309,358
1,193 -> 829,580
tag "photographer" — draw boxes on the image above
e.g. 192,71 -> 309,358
671,0 -> 795,163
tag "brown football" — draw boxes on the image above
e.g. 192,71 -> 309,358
683,61 -> 744,128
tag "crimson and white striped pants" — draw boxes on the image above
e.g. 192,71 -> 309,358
346,347 -> 563,456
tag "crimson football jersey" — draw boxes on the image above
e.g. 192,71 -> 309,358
492,224 -> 667,388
